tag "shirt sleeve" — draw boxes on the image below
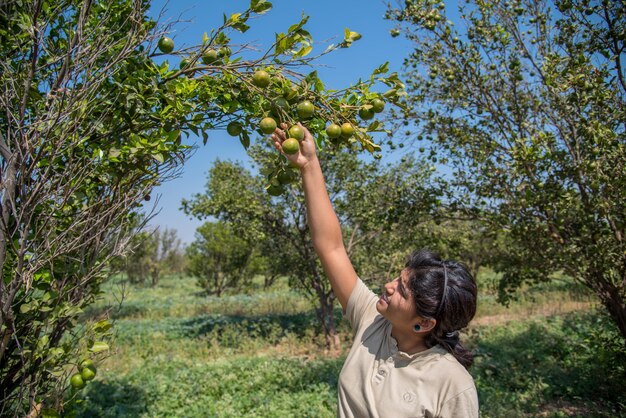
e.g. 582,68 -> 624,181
345,278 -> 379,333
438,386 -> 479,418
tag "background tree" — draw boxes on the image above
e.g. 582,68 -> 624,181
125,231 -> 157,285
124,227 -> 183,286
386,0 -> 626,339
186,221 -> 262,296
182,147 -> 439,348
0,0 -> 401,414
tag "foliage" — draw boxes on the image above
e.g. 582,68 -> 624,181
471,309 -> 626,417
186,221 -> 263,296
386,0 -> 626,339
0,0 -> 401,414
73,274 -> 623,418
124,228 -> 184,286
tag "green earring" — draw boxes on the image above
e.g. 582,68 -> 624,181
414,324 -> 421,332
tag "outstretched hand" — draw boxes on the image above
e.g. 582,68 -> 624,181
271,123 -> 317,170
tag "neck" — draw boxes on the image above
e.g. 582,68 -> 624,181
391,325 -> 429,355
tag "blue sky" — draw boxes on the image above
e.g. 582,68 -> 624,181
145,0 -> 416,244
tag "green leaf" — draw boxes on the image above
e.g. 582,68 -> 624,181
240,131 -> 250,149
233,22 -> 250,33
202,32 -> 209,44
89,342 -> 109,353
153,153 -> 165,163
166,130 -> 180,143
93,319 -> 113,333
20,302 -> 35,314
296,45 -> 313,58
373,62 -> 390,76
251,0 -> 272,14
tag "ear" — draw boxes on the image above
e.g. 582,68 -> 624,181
413,318 -> 436,333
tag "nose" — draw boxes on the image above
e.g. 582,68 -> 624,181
383,280 -> 396,294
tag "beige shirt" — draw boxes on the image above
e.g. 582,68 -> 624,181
337,279 -> 479,418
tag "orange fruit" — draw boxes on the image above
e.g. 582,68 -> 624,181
266,184 -> 284,196
81,367 -> 96,381
259,117 -> 277,134
325,123 -> 342,138
202,49 -> 219,64
252,70 -> 270,88
359,107 -> 375,120
288,125 -> 304,141
282,138 -> 300,155
296,101 -> 315,119
371,98 -> 385,113
70,373 -> 85,389
277,170 -> 297,184
79,359 -> 96,372
227,121 -> 243,136
341,123 -> 355,138
158,37 -> 174,53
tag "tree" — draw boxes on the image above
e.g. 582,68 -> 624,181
182,147 -> 438,349
0,0 -> 401,414
186,221 -> 262,296
125,231 -> 158,285
124,227 -> 183,286
386,0 -> 626,339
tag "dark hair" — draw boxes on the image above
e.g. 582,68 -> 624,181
405,249 -> 477,369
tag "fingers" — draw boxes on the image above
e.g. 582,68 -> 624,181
271,124 -> 287,151
297,122 -> 314,141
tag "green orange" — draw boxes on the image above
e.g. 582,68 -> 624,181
277,170 -> 297,184
70,373 -> 85,389
282,138 -> 300,155
227,121 -> 243,136
296,100 -> 315,119
79,359 -> 96,373
341,123 -> 355,138
201,49 -> 219,64
157,37 -> 174,53
81,367 -> 96,381
326,123 -> 342,139
252,70 -> 271,88
266,184 -> 284,196
371,98 -> 385,113
359,107 -> 375,120
288,125 -> 304,141
259,117 -> 277,134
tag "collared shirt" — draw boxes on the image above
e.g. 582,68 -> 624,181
337,278 -> 479,418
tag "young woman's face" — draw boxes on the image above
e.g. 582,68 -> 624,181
376,269 -> 419,325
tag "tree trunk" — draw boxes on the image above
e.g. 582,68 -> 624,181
598,280 -> 626,345
315,290 -> 341,351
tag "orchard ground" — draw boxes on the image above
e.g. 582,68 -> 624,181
75,272 -> 625,417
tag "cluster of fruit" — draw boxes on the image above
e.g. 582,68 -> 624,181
69,358 -> 97,390
156,36 -> 387,196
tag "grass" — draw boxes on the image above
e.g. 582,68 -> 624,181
73,273 -> 626,417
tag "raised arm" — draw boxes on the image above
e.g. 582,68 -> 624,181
272,124 -> 357,310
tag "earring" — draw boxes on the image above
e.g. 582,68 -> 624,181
413,324 -> 421,332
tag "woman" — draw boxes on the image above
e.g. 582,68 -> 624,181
272,124 -> 479,418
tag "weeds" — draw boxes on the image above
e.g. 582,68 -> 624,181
73,274 -> 624,417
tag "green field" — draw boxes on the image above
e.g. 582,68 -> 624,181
74,273 -> 626,417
